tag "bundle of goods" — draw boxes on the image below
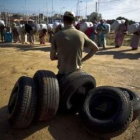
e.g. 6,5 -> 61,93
74,21 -> 79,26
80,22 -> 93,32
36,24 -> 41,31
0,20 -> 5,26
53,22 -> 60,33
121,19 -> 126,24
88,22 -> 93,27
47,24 -> 53,30
40,24 -> 47,30
105,23 -> 111,34
111,20 -> 125,31
127,23 -> 140,34
60,23 -> 64,28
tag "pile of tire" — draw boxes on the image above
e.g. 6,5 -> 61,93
7,70 -> 96,128
79,86 -> 140,138
58,70 -> 96,112
8,70 -> 59,128
7,70 -> 140,139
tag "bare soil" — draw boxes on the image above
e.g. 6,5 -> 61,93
0,42 -> 140,140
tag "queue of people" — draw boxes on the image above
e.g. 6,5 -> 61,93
0,18 -> 140,50
130,27 -> 140,50
114,20 -> 128,48
114,20 -> 140,50
0,22 -> 49,45
78,19 -> 108,50
78,19 -> 140,50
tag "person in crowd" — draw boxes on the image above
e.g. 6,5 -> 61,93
21,24 -> 27,44
96,19 -> 107,49
50,11 -> 99,80
114,20 -> 128,48
12,23 -> 20,43
25,23 -> 34,45
130,25 -> 140,50
75,22 -> 80,30
0,24 -> 5,42
39,29 -> 47,45
85,25 -> 97,42
55,24 -> 63,33
17,24 -> 22,43
91,21 -> 98,42
48,28 -> 54,43
84,27 -> 93,38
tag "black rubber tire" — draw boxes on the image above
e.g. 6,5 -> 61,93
33,70 -> 59,121
80,86 -> 133,138
58,71 -> 96,112
117,87 -> 140,121
8,76 -> 37,128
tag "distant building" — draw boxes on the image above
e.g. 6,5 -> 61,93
39,13 -> 44,20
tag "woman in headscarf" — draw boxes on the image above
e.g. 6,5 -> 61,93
115,20 -> 128,48
130,24 -> 140,50
39,29 -> 47,45
12,23 -> 20,43
96,19 -> 107,49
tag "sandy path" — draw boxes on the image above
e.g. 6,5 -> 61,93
0,43 -> 140,140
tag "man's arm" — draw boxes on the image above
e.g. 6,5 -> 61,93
50,50 -> 58,60
82,37 -> 99,62
50,37 -> 58,61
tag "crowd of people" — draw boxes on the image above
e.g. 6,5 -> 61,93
0,22 -> 48,45
78,20 -> 140,50
0,18 -> 140,50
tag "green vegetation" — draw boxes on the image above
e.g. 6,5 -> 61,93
86,12 -> 102,22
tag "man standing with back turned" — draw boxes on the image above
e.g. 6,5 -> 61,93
50,11 -> 99,79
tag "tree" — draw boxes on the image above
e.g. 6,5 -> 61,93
87,12 -> 102,22
12,14 -> 22,19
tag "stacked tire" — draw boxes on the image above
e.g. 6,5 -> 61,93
58,70 -> 96,112
8,70 -> 59,128
79,86 -> 133,138
7,70 -> 140,139
8,76 -> 37,128
33,70 -> 59,121
116,87 -> 140,121
57,72 -> 140,138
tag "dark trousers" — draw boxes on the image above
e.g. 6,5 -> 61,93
56,74 -> 65,81
1,32 -> 5,42
56,69 -> 81,81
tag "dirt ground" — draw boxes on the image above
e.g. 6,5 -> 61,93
0,42 -> 140,140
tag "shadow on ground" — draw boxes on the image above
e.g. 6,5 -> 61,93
0,106 -> 109,140
84,46 -> 140,60
96,49 -> 140,60
0,43 -> 51,52
0,43 -> 140,60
